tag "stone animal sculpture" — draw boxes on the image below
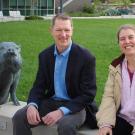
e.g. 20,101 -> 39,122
0,42 -> 22,105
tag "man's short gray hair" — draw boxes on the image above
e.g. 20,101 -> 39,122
51,13 -> 73,27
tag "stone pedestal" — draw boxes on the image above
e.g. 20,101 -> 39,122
0,101 -> 26,135
0,101 -> 98,135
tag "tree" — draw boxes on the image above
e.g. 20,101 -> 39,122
31,0 -> 38,16
60,0 -> 63,13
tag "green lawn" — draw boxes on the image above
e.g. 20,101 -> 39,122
0,19 -> 135,105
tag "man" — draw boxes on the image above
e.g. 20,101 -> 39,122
13,13 -> 97,135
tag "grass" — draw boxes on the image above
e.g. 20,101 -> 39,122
0,19 -> 135,105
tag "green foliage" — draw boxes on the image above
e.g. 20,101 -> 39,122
68,11 -> 100,17
25,16 -> 44,20
0,19 -> 135,105
104,8 -> 121,16
121,0 -> 131,7
104,8 -> 132,16
82,0 -> 106,16
98,0 -> 134,3
81,0 -> 133,17
100,0 -> 106,3
130,0 -> 135,2
93,0 -> 103,13
82,4 -> 95,14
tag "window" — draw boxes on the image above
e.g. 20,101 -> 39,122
1,0 -> 54,16
48,0 -> 53,9
10,0 -> 16,6
3,0 -> 9,8
18,0 -> 25,15
18,0 -> 25,6
0,0 -> 1,10
10,0 -> 17,10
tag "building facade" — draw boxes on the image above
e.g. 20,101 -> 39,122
0,0 -> 55,16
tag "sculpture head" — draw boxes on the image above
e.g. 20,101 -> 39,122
0,42 -> 22,73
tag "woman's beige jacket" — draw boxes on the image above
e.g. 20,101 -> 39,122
96,54 -> 135,133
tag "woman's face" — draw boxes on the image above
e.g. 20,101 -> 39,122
119,28 -> 135,57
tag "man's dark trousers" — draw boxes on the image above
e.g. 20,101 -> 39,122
12,99 -> 86,135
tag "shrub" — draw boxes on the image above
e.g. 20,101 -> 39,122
25,16 -> 44,20
130,0 -> 135,2
104,8 -> 121,16
82,5 -> 95,14
68,11 -> 100,17
117,8 -> 133,15
104,7 -> 133,16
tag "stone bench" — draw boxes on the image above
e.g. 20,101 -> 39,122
9,11 -> 25,21
0,101 -> 98,135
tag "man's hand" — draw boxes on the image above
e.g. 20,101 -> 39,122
42,109 -> 64,126
27,105 -> 41,125
97,127 -> 112,135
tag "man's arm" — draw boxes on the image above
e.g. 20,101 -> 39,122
42,109 -> 64,126
27,53 -> 48,106
65,54 -> 96,113
27,105 -> 41,125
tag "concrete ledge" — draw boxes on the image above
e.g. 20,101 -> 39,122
121,15 -> 135,18
32,124 -> 98,135
0,101 -> 98,135
0,101 -> 26,135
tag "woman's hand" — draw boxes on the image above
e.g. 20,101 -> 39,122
97,127 -> 112,135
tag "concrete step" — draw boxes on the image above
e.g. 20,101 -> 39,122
0,101 -> 98,135
33,125 -> 98,135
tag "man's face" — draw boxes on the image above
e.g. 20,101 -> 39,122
51,19 -> 73,51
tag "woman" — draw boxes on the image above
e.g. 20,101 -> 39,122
96,24 -> 135,135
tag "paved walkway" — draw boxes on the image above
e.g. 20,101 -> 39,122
72,15 -> 135,19
0,16 -> 25,22
1,15 -> 135,22
43,15 -> 135,20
